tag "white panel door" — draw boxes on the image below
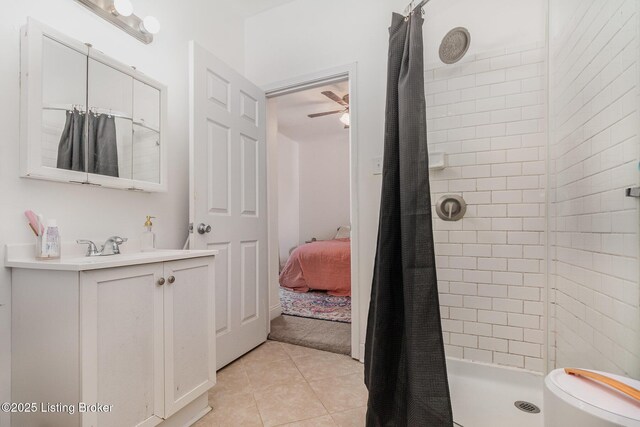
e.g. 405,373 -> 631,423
163,257 -> 216,417
80,264 -> 165,427
189,42 -> 268,369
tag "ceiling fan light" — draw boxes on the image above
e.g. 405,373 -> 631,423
340,112 -> 351,126
112,0 -> 134,17
140,16 -> 161,34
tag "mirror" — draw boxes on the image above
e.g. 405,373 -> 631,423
41,36 -> 88,172
132,80 -> 161,184
87,58 -> 133,179
22,19 -> 166,191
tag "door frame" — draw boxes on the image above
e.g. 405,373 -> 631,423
262,63 -> 361,360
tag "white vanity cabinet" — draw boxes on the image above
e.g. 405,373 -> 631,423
9,252 -> 216,427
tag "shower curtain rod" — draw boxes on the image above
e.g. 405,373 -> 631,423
405,0 -> 430,15
42,104 -> 132,120
43,103 -> 86,113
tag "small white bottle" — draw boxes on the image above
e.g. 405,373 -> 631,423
141,216 -> 156,252
41,219 -> 61,259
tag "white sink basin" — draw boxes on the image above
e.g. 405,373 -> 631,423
71,250 -> 197,263
6,249 -> 218,271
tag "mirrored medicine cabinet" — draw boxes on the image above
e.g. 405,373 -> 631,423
20,18 -> 168,192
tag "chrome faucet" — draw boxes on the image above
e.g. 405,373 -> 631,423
77,236 -> 128,257
77,240 -> 100,257
101,236 -> 128,255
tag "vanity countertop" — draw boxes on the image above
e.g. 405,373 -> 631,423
5,248 -> 218,272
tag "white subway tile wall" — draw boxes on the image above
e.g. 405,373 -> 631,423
548,0 -> 640,377
425,43 -> 547,372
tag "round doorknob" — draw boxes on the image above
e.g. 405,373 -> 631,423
197,223 -> 212,234
157,277 -> 165,286
168,276 -> 175,284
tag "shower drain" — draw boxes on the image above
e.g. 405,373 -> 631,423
514,400 -> 541,414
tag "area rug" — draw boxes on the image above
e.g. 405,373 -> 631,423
279,288 -> 351,323
269,315 -> 351,355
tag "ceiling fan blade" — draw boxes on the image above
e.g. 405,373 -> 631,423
322,91 -> 349,107
307,110 -> 343,118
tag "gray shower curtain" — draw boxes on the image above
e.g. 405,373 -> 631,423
56,109 -> 85,171
364,6 -> 453,426
88,113 -> 119,177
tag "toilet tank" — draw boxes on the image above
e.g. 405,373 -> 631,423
544,368 -> 640,427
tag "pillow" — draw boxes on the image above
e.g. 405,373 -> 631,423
334,225 -> 351,239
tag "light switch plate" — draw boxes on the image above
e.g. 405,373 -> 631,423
372,157 -> 383,175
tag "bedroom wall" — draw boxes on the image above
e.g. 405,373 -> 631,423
297,134 -> 351,243
0,0 -> 246,420
276,130 -> 350,262
277,132 -> 300,265
246,0 -> 546,360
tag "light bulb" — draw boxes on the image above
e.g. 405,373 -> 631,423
112,0 -> 133,17
141,16 -> 161,34
340,112 -> 351,126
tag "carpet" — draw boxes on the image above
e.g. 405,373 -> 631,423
279,287 -> 351,323
269,315 -> 351,355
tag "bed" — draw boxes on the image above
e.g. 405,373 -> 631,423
279,235 -> 351,297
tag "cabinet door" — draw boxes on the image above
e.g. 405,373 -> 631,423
81,264 -> 165,427
163,257 -> 216,417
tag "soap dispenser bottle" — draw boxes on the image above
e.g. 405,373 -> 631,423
141,216 -> 156,252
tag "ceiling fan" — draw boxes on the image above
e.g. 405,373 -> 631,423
307,91 -> 350,128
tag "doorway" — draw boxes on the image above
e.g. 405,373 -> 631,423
264,66 -> 360,359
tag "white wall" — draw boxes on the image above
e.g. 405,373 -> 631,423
548,0 -> 640,377
246,0 -> 545,358
277,132 -> 300,265
297,135 -> 350,243
276,131 -> 350,263
421,0 -> 545,64
0,0 -> 246,421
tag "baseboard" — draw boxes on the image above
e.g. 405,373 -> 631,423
269,303 -> 282,321
156,393 -> 209,427
181,406 -> 211,427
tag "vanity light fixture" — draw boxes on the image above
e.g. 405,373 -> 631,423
111,0 -> 133,17
75,0 -> 160,44
140,16 -> 161,35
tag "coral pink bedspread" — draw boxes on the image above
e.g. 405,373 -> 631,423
279,238 -> 351,297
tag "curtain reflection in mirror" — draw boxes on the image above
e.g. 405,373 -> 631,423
56,108 -> 86,172
55,110 -> 121,177
88,112 -> 119,177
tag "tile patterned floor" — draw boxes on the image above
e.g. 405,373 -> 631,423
194,340 -> 543,427
195,341 -> 367,427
